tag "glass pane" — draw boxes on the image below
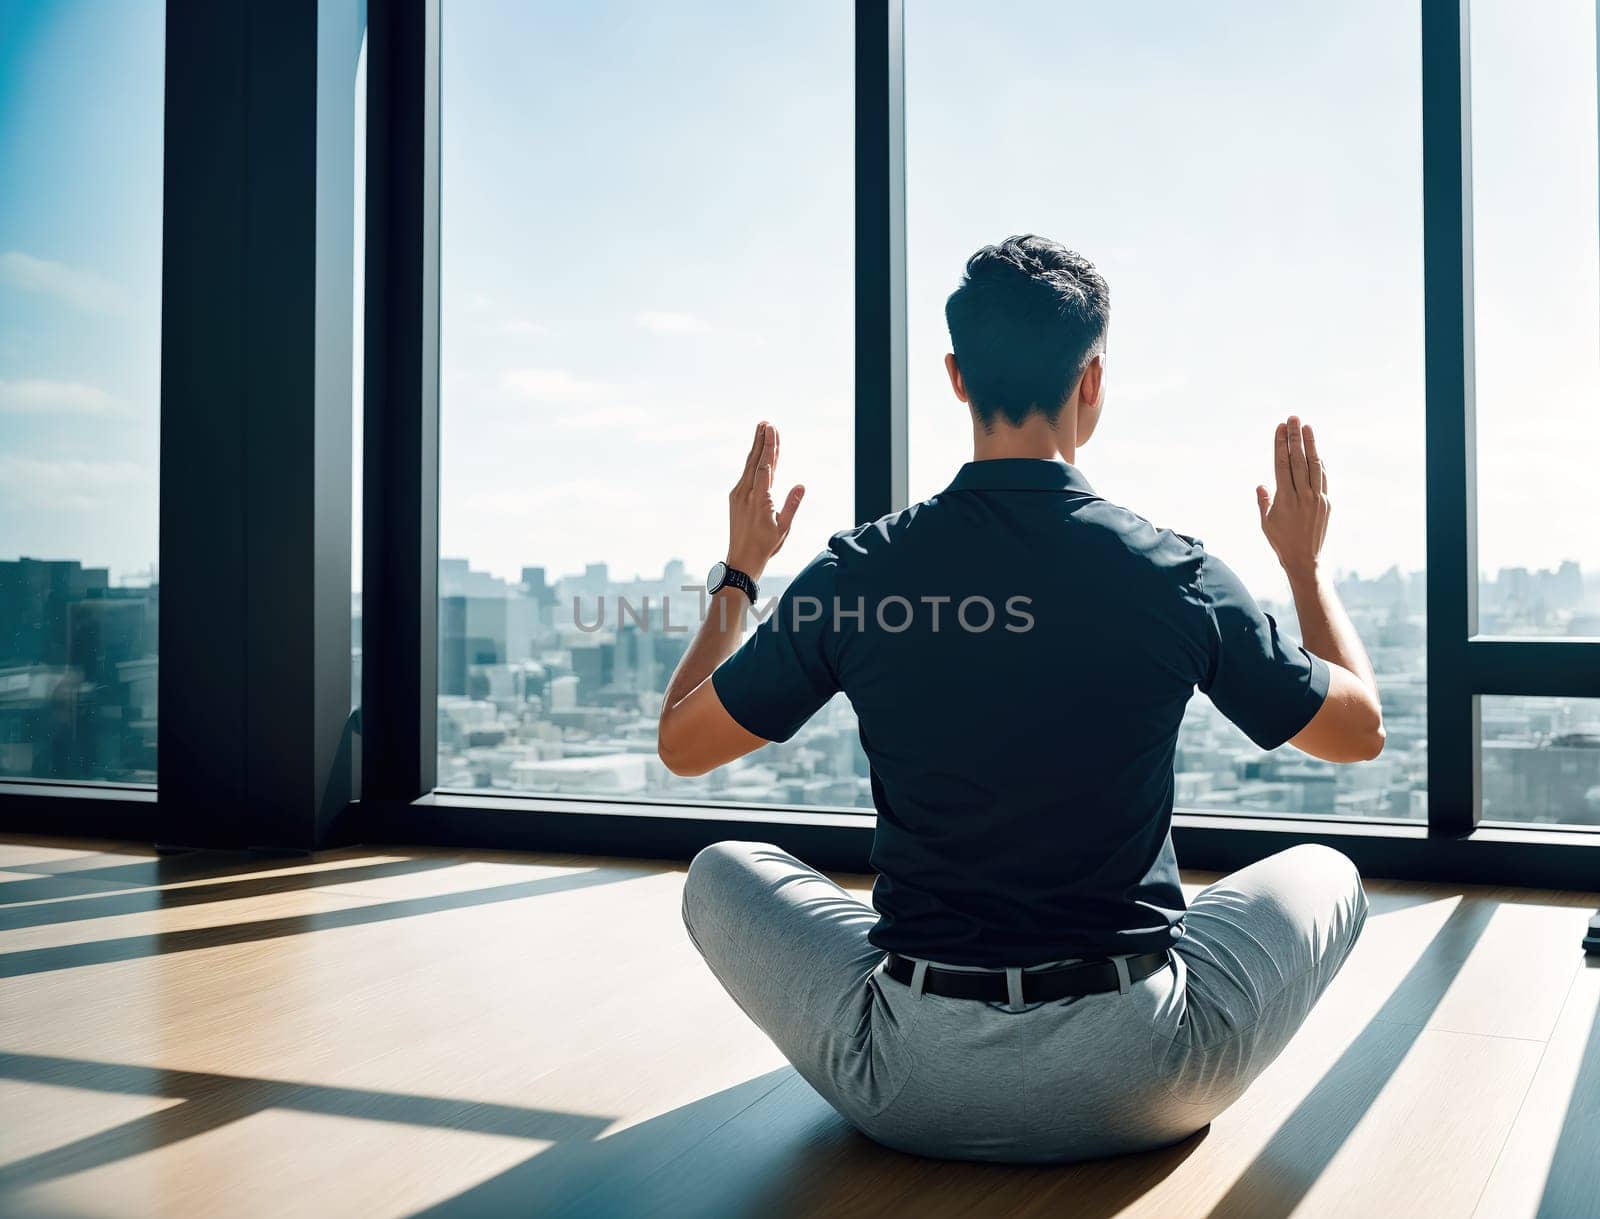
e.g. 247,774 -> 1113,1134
1482,696 -> 1600,828
438,2 -> 865,806
905,0 -> 1426,818
351,26 -> 367,792
1471,0 -> 1600,635
0,1 -> 163,783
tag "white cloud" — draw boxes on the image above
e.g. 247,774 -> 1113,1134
501,367 -> 611,402
498,318 -> 549,337
0,379 -> 124,416
555,405 -> 650,430
0,251 -> 125,313
0,455 -> 149,512
635,311 -> 713,335
458,478 -> 646,516
636,414 -> 748,446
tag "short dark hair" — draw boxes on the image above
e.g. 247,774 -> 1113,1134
944,235 -> 1110,428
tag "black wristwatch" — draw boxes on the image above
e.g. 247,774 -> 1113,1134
706,561 -> 759,604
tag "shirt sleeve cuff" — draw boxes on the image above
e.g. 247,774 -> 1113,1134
1254,650 -> 1333,751
711,664 -> 782,743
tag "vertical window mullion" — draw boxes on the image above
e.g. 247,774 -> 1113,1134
855,0 -> 908,522
1421,0 -> 1480,836
362,0 -> 440,808
161,0 -> 365,849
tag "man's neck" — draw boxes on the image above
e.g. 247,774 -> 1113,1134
970,413 -> 1075,465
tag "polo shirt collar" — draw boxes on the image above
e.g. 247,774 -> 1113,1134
943,458 -> 1098,496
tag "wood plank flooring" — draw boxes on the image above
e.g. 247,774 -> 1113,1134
0,836 -> 1595,1218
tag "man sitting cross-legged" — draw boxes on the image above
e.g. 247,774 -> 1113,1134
657,235 -> 1378,1164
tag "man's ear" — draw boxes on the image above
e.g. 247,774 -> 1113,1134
1078,354 -> 1104,408
944,353 -> 969,403
1075,354 -> 1106,447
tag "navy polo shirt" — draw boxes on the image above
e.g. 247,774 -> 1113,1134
712,458 -> 1330,966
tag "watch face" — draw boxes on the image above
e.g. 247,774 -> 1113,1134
706,561 -> 727,595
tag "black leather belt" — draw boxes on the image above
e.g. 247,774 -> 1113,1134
883,950 -> 1170,1004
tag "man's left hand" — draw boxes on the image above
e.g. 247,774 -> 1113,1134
726,421 -> 804,582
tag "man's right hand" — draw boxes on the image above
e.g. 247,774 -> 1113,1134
1256,415 -> 1329,580
1251,415 -> 1385,762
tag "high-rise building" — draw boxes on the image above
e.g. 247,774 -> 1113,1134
0,559 -> 157,780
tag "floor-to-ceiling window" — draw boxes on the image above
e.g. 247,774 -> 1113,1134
1470,0 -> 1600,828
0,0 -> 163,785
904,0 -> 1428,819
436,1 -> 868,807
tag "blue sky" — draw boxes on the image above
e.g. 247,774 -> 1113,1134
1,0 -> 1595,600
906,0 -> 1431,594
436,0 -> 1600,596
0,0 -> 163,585
437,0 -> 856,589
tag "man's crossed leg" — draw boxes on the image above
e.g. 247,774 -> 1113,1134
683,841 -> 1368,1163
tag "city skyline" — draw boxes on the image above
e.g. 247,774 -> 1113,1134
5,547 -> 1600,828
421,551 -> 1595,825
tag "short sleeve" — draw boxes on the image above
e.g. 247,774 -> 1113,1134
1198,550 -> 1331,750
711,549 -> 842,743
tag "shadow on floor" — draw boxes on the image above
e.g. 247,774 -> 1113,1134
0,855 -> 460,931
1539,958 -> 1600,1218
0,866 -> 637,978
414,1068 -> 1209,1219
0,1051 -> 1207,1219
0,1051 -> 614,1196
0,849 -> 342,904
1199,897 -> 1496,1219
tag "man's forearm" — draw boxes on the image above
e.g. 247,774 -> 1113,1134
1284,564 -> 1378,697
656,421 -> 804,774
662,587 -> 751,712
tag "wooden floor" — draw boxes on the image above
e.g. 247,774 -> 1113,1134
0,839 -> 1596,1219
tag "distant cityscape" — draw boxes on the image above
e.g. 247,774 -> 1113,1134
0,558 -> 158,783
4,553 -> 1600,826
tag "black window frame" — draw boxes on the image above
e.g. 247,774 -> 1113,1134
4,0 -> 1600,893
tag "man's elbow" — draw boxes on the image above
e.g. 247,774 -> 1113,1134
1346,703 -> 1386,761
1295,698 -> 1386,763
657,726 -> 707,778
1354,717 -> 1386,762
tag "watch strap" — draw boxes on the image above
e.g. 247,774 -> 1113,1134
720,566 -> 759,604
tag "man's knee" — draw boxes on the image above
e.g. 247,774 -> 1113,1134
1215,843 -> 1368,959
1290,842 -> 1366,904
1274,842 -> 1369,948
685,839 -> 773,899
682,840 -> 778,949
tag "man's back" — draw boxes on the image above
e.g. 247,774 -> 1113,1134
662,236 -> 1381,1163
713,457 -> 1329,966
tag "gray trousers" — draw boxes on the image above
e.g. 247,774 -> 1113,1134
682,841 -> 1368,1164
